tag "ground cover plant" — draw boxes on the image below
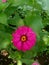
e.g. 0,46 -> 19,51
0,0 -> 49,65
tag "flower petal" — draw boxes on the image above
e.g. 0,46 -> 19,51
27,32 -> 36,42
16,26 -> 28,35
12,26 -> 36,52
27,40 -> 36,48
2,0 -> 6,2
22,43 -> 30,52
15,42 -> 22,50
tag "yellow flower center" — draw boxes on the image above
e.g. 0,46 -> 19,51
21,35 -> 27,42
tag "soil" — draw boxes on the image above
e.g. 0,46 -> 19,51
0,50 -> 49,65
34,51 -> 49,65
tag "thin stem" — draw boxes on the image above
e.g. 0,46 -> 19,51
17,60 -> 22,65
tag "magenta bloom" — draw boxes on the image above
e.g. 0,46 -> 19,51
12,26 -> 36,52
32,61 -> 40,65
2,0 -> 6,2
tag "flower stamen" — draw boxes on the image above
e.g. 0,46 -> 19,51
21,35 -> 27,42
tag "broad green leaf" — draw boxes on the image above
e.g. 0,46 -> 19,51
21,59 -> 34,65
37,0 -> 49,15
43,34 -> 49,46
0,13 -> 8,25
0,23 -> 6,31
32,0 -> 42,11
0,23 -> 15,34
24,12 -> 43,33
23,48 -> 37,59
8,13 -> 24,27
9,50 -> 21,60
8,0 -> 13,4
0,0 -> 9,11
35,31 -> 48,53
0,31 -> 12,50
41,0 -> 49,10
12,0 -> 33,6
4,6 -> 17,16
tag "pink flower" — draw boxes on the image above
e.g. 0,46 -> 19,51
2,0 -> 6,2
12,26 -> 36,52
32,61 -> 40,65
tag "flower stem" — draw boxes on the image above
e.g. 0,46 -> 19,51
17,60 -> 22,65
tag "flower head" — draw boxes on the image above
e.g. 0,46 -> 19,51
32,61 -> 40,65
12,26 -> 36,52
2,0 -> 6,3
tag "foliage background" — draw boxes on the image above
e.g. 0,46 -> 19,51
0,0 -> 49,65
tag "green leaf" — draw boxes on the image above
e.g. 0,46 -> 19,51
0,23 -> 14,34
43,34 -> 49,46
0,13 -> 8,25
4,6 -> 17,16
12,0 -> 33,6
9,50 -> 21,60
41,0 -> 49,10
24,12 -> 43,33
35,31 -> 48,53
0,31 -> 12,50
37,0 -> 49,15
0,0 -> 9,11
9,64 -> 13,65
21,59 -> 34,65
8,13 -> 24,27
23,49 -> 37,59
